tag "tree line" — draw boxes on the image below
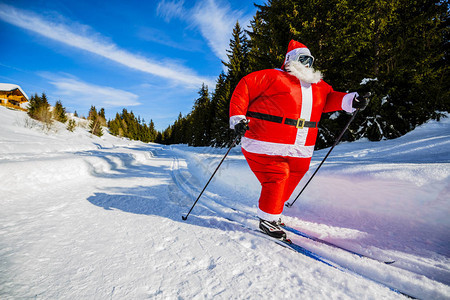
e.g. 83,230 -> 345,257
27,93 -> 102,134
158,0 -> 449,149
27,93 -> 159,142
27,93 -> 73,131
27,93 -> 157,142
108,109 -> 158,143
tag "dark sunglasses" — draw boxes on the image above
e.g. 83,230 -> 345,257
297,55 -> 314,67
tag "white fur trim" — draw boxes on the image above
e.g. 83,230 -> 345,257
241,137 -> 315,158
342,92 -> 358,113
257,208 -> 281,222
230,115 -> 247,129
300,82 -> 313,120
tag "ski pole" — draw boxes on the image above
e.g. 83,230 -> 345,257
182,134 -> 240,221
286,108 -> 360,208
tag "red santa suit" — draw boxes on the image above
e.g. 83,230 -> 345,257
229,40 -> 356,222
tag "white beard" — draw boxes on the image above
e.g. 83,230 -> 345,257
285,61 -> 322,84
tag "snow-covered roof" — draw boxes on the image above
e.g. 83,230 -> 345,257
0,83 -> 29,100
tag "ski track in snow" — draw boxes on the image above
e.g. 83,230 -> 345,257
0,107 -> 449,299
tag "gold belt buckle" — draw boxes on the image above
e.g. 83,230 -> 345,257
296,118 -> 305,129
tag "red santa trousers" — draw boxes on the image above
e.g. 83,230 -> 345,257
242,149 -> 311,221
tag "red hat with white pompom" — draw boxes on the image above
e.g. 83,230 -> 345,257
282,40 -> 313,69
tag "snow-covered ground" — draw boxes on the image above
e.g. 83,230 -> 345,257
0,105 -> 449,299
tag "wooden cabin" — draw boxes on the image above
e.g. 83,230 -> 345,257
0,83 -> 29,111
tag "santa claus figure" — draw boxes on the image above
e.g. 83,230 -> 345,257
229,40 -> 368,239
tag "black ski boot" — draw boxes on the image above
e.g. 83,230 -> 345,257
259,219 -> 287,239
277,218 -> 285,226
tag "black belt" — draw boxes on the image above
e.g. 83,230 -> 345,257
247,111 -> 318,129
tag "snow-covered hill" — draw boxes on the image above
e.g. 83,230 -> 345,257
1,106 -> 449,299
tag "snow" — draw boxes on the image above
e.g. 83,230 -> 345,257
360,78 -> 378,85
1,105 -> 449,299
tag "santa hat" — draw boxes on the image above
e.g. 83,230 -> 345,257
281,40 -> 311,69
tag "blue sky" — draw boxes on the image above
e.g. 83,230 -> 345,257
0,0 -> 263,130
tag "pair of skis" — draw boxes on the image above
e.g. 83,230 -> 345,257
196,203 -> 414,298
263,224 -> 415,298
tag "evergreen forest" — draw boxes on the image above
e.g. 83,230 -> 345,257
153,0 -> 449,149
108,109 -> 158,143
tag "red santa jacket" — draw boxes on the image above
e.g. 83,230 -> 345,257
230,69 -> 353,152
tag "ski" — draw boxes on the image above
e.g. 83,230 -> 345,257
222,205 -> 396,264
214,214 -> 415,298
281,225 -> 395,264
256,227 -> 415,298
278,237 -> 336,267
221,205 -> 397,264
221,215 -> 336,267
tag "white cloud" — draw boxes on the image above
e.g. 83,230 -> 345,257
191,0 -> 240,61
0,3 -> 213,88
43,73 -> 141,107
157,0 -> 186,22
156,0 -> 255,62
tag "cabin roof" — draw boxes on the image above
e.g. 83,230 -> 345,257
0,83 -> 29,100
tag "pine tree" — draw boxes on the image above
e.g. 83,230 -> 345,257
88,106 -> 97,120
167,113 -> 187,144
148,119 -> 158,142
210,73 -> 233,147
108,112 -> 122,136
247,0 -> 294,72
66,119 -> 76,132
211,22 -> 251,147
88,106 -> 103,137
27,93 -> 40,118
27,92 -> 52,125
223,21 -> 250,88
99,108 -> 106,125
190,84 -> 211,146
53,100 -> 68,123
